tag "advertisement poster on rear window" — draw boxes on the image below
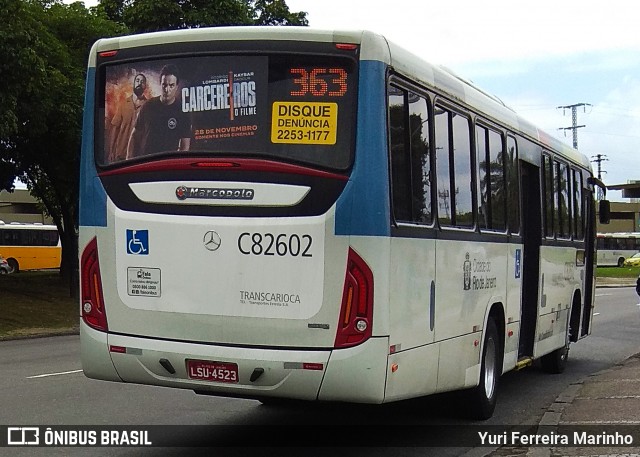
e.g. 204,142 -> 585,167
103,56 -> 268,163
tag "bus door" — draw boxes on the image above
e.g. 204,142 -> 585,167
580,187 -> 596,337
518,161 -> 541,359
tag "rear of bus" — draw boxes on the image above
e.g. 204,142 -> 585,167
79,28 -> 392,403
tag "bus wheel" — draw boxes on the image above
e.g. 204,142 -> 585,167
466,319 -> 501,420
541,323 -> 570,374
7,258 -> 18,274
617,257 -> 625,267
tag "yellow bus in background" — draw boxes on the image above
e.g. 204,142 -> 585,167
0,222 -> 61,272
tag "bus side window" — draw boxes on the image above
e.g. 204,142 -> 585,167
573,169 -> 584,240
388,84 -> 432,225
452,114 -> 473,227
506,136 -> 520,234
435,106 -> 452,226
388,86 -> 412,223
408,92 -> 431,224
556,161 -> 571,239
435,105 -> 473,227
476,124 -> 507,232
543,154 -> 554,238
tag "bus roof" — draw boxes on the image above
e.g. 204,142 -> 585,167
89,26 -> 367,62
90,26 -> 591,170
382,40 -> 590,170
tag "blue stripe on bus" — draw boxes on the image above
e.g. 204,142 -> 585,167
335,60 -> 390,237
79,67 -> 107,227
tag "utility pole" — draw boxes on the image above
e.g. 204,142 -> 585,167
591,154 -> 608,200
590,154 -> 608,180
558,103 -> 591,149
438,189 -> 451,220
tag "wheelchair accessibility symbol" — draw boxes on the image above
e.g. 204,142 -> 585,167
126,229 -> 149,255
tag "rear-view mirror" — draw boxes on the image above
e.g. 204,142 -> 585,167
599,199 -> 611,224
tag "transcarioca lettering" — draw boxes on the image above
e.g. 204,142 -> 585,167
240,290 -> 301,304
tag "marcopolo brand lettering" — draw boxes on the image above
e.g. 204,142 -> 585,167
176,186 -> 254,201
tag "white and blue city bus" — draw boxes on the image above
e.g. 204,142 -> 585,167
79,27 -> 608,419
596,232 -> 640,266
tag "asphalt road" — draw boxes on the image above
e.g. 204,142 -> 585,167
1,286 -> 639,457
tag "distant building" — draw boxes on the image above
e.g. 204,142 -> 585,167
597,201 -> 640,233
629,180 -> 640,204
608,181 -> 640,201
0,189 -> 53,224
599,182 -> 640,233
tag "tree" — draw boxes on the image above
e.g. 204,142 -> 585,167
252,0 -> 307,25
97,0 -> 307,34
0,0 -> 306,294
0,0 -> 124,285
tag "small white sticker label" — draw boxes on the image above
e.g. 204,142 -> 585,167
127,267 -> 161,297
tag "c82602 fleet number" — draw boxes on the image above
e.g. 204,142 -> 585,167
237,232 -> 313,257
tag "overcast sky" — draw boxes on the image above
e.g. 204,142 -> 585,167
287,0 -> 640,201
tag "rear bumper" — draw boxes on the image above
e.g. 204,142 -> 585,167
81,321 -> 389,403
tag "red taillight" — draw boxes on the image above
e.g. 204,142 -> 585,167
336,43 -> 358,51
99,50 -> 118,58
80,237 -> 108,332
334,248 -> 373,348
191,161 -> 239,168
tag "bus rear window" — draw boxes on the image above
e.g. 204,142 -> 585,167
99,52 -> 358,171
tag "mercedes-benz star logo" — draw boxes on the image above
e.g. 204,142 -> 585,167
203,230 -> 222,251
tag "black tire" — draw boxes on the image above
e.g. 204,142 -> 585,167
466,319 -> 502,420
618,257 -> 625,267
541,320 -> 570,374
7,258 -> 18,274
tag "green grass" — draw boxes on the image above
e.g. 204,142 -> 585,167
0,271 -> 78,340
596,265 -> 640,278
